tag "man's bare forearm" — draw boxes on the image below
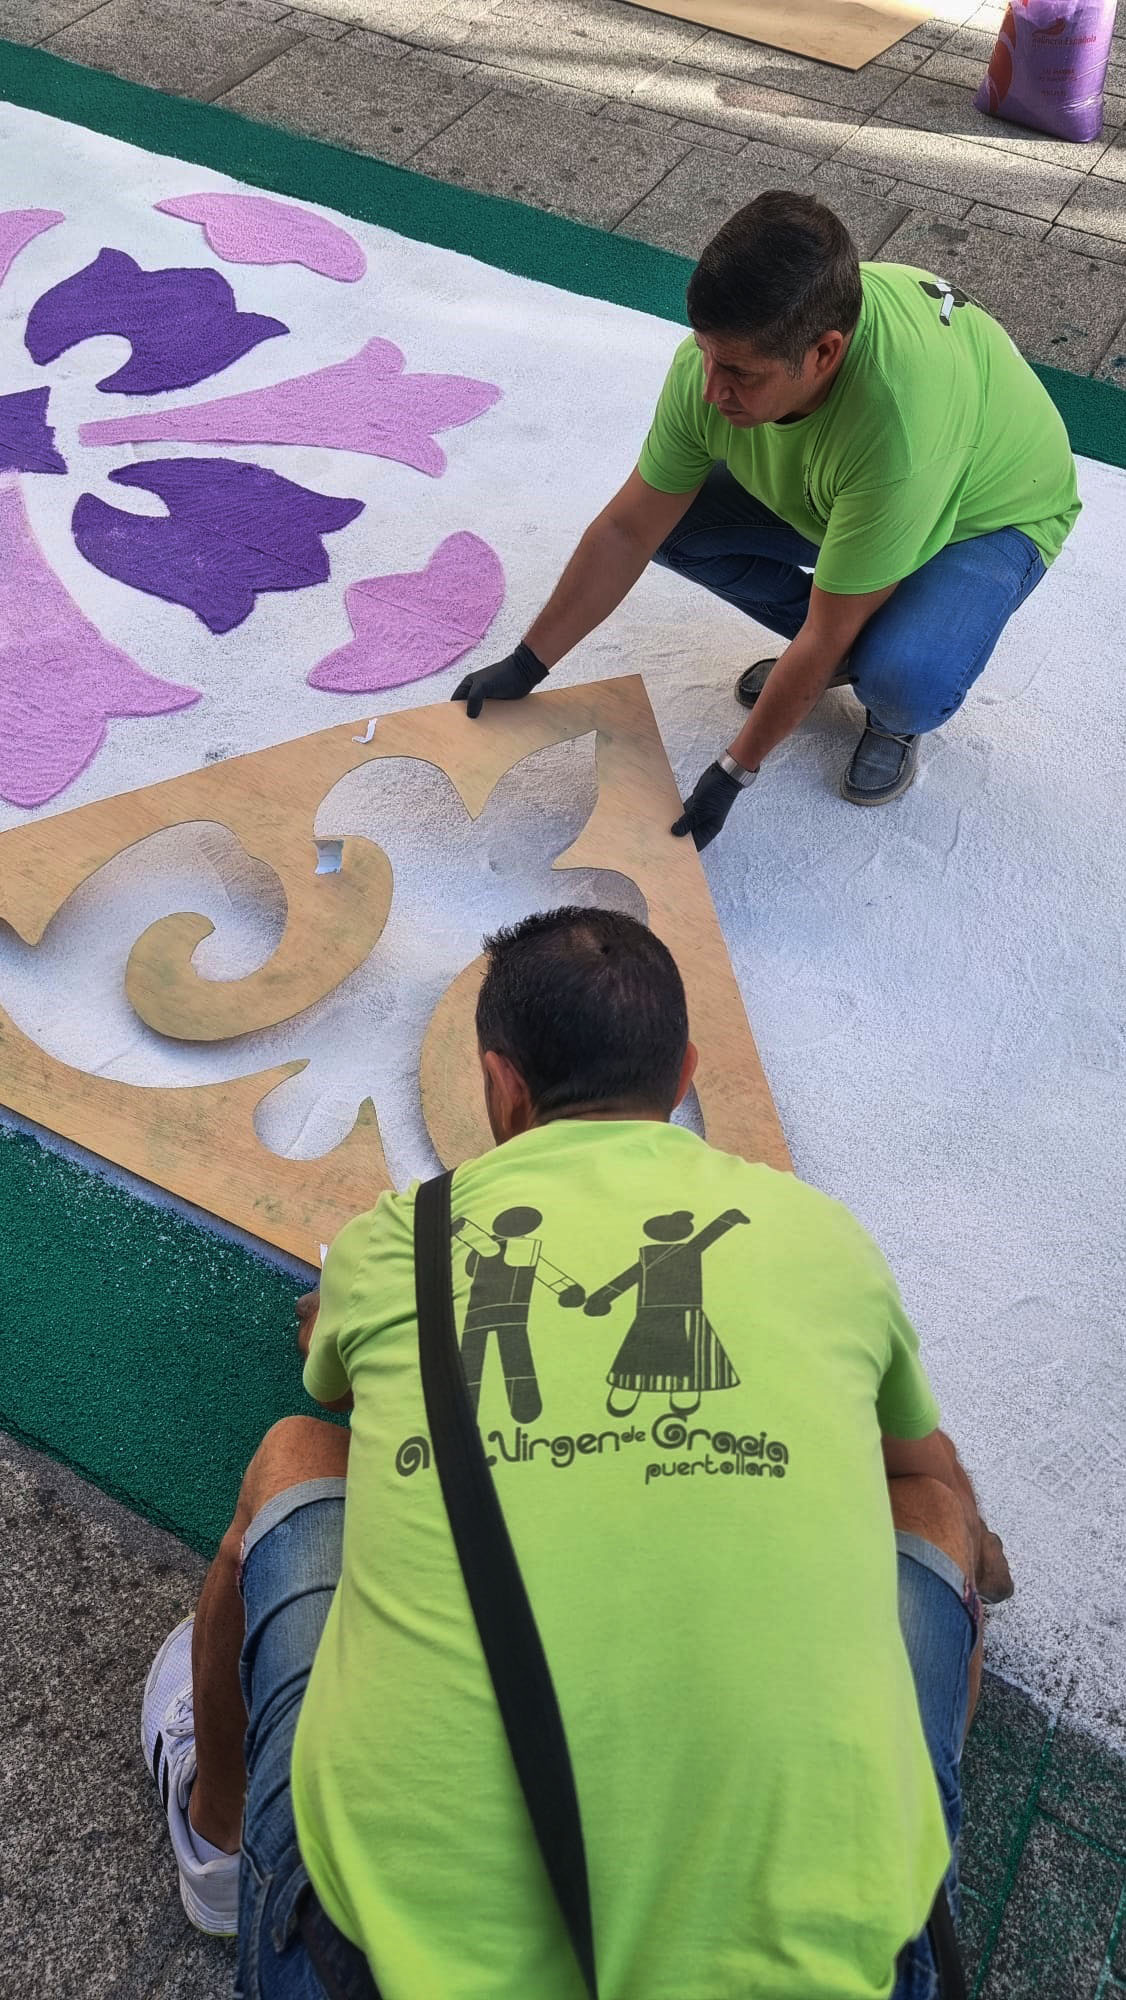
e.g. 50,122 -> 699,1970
728,630 -> 848,770
524,511 -> 655,669
886,1429 -> 984,1573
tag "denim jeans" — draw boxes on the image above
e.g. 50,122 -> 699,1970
235,1490 -> 978,1999
891,1534 -> 981,2000
653,466 -> 1047,735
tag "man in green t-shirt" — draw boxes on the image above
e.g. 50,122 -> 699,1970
141,907 -> 1011,1998
453,190 -> 1079,843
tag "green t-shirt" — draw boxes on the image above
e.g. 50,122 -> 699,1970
294,1120 -> 949,2000
638,262 -> 1080,592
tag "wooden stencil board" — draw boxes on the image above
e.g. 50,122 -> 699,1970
622,0 -> 927,70
0,676 -> 789,1264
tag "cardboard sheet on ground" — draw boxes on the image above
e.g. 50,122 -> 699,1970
620,0 -> 927,70
0,99 -> 1123,1746
0,680 -> 788,1262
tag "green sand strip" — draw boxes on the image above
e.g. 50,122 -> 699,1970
0,1125 -> 325,1554
3,38 -> 1126,467
2,41 -> 1125,1545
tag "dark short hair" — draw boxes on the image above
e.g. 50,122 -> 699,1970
686,190 -> 862,370
476,907 -> 689,1119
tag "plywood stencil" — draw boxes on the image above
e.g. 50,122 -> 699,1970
0,676 -> 788,1263
621,0 -> 926,70
0,1014 -> 388,1263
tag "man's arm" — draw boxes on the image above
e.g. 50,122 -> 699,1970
296,1288 -> 353,1416
729,580 -> 898,771
453,470 -> 701,714
525,470 -> 702,666
883,1429 -> 1013,1603
672,580 -> 898,850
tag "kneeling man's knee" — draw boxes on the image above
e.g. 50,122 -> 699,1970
852,653 -> 954,736
240,1414 -> 349,1523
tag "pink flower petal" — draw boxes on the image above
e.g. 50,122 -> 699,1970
309,533 -> 505,693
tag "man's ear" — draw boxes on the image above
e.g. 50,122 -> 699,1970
672,1042 -> 699,1111
480,1048 -> 536,1142
813,329 -> 846,377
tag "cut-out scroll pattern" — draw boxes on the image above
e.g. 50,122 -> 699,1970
0,678 -> 789,1264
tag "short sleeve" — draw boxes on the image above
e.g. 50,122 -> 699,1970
302,1211 -> 371,1405
814,459 -> 966,595
877,1283 -> 942,1440
637,339 -> 715,496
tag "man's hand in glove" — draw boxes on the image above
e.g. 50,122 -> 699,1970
451,641 -> 548,719
671,758 -> 754,852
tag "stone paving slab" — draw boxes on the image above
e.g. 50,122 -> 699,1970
631,62 -> 868,157
44,0 -> 302,98
614,139 -> 911,257
219,31 -> 495,159
0,0 -> 115,39
978,1817 -> 1126,1999
0,1434 -> 223,2000
809,157 -> 974,220
599,94 -> 749,153
875,67 -> 1121,174
286,6 -> 351,35
876,210 -> 1126,369
1056,172 -> 1126,244
670,29 -> 911,115
1051,222 -> 1126,262
964,201 -> 1048,238
1090,132 -> 1126,185
410,75 -> 693,227
397,0 -> 710,94
1039,1717 -> 1126,1855
836,113 -> 1086,219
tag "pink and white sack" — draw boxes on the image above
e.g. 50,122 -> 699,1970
975,0 -> 1117,143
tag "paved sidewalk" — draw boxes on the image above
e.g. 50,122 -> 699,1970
5,0 -> 1126,379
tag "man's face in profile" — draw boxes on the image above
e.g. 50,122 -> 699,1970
695,330 -> 825,427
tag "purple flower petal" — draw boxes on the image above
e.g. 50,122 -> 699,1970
73,458 -> 364,635
25,248 -> 287,394
0,388 -> 66,475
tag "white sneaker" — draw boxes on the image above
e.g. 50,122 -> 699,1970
141,1615 -> 240,1937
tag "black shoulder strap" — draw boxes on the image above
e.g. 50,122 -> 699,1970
413,1171 -> 599,2000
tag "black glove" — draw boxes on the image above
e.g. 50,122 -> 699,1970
671,761 -> 744,851
451,641 -> 548,719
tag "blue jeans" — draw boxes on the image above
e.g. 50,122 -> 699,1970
235,1489 -> 979,1999
653,466 -> 1047,734
891,1534 -> 982,2000
235,1482 -> 349,2000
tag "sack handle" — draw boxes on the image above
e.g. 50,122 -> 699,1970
413,1170 -> 599,2000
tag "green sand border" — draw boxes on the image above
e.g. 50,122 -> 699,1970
2,38 -> 1126,1552
4,37 -> 1126,465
